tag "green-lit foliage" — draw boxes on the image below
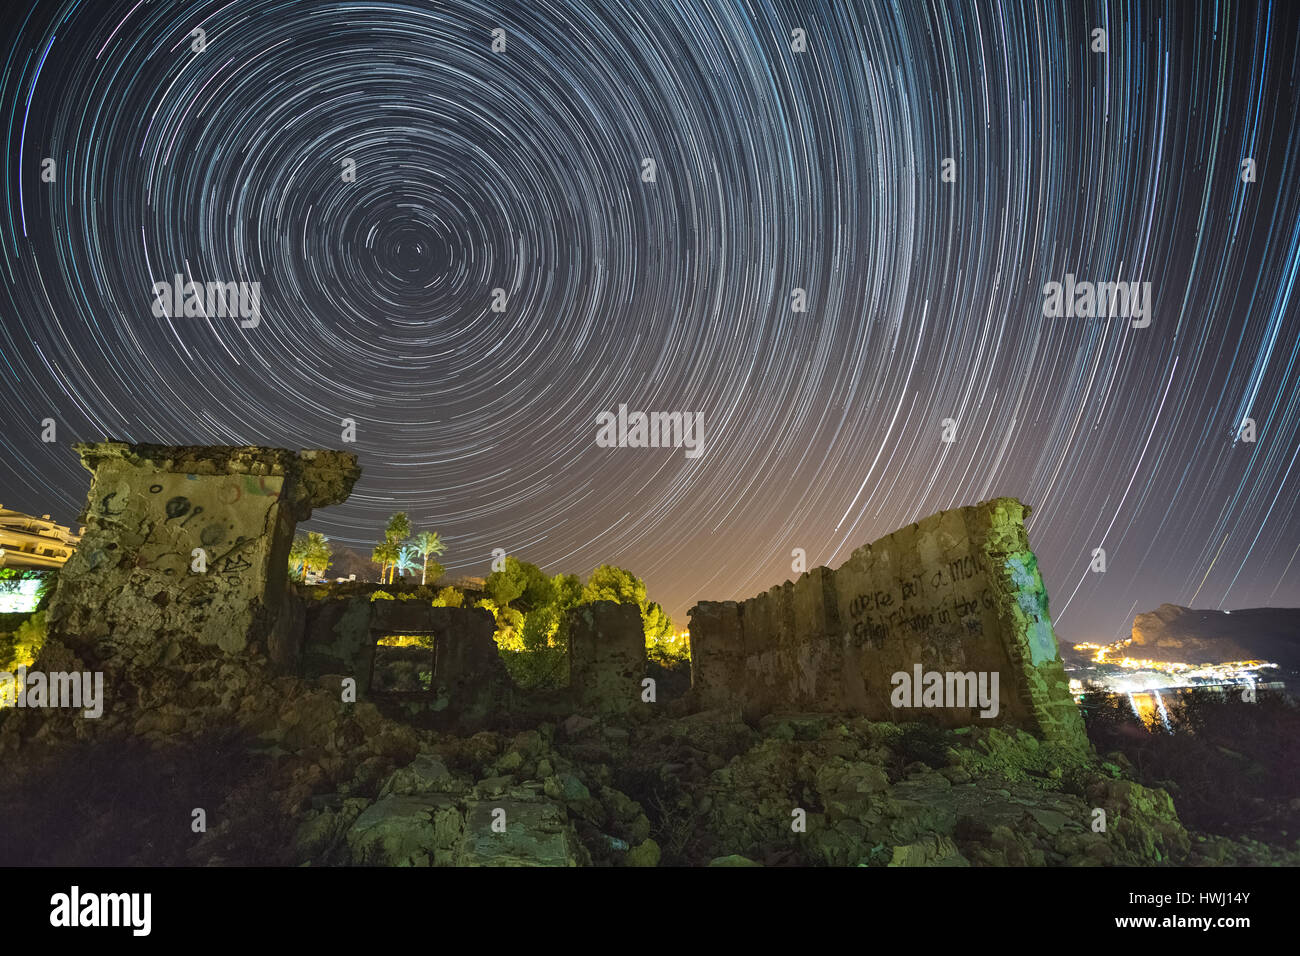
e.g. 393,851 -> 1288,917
580,564 -> 675,650
581,564 -> 646,606
477,560 -> 677,687
551,572 -> 583,610
431,586 -> 464,607
485,557 -> 555,611
646,627 -> 690,666
1,611 -> 47,705
288,531 -> 332,581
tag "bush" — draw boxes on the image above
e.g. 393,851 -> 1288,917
1083,688 -> 1300,844
432,586 -> 464,607
647,629 -> 690,666
1,610 -> 46,674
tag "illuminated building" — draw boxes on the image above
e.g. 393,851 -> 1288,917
0,504 -> 83,570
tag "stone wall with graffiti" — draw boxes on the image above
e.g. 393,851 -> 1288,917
46,442 -> 360,684
689,498 -> 1087,746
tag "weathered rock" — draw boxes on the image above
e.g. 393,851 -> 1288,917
379,753 -> 460,797
293,797 -> 367,863
889,834 -> 970,867
624,838 -> 661,867
457,799 -> 587,866
1086,778 -> 1190,863
346,794 -> 462,866
545,773 -> 591,803
50,442 -> 358,662
561,714 -> 597,737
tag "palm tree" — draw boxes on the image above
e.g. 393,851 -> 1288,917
411,531 -> 447,585
394,545 -> 420,583
301,532 -> 332,580
376,512 -> 413,584
289,532 -> 333,582
289,536 -> 309,581
372,540 -> 399,583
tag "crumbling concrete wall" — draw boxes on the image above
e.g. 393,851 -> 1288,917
302,594 -> 374,683
47,442 -> 360,681
302,598 -> 510,727
302,596 -> 648,721
689,498 -> 1086,745
371,602 -> 506,723
566,601 -> 646,714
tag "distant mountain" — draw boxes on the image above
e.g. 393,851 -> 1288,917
1130,604 -> 1300,671
325,545 -> 378,583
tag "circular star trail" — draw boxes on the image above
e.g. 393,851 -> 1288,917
2,0 -> 1299,643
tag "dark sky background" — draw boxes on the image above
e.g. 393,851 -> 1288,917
2,0 -> 1298,645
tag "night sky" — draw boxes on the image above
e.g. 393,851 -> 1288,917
2,0 -> 1298,645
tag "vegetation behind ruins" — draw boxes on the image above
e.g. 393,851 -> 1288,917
1082,689 -> 1300,847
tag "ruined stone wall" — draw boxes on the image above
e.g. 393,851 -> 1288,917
47,442 -> 359,680
302,594 -> 375,683
301,598 -> 507,725
567,601 -> 646,714
301,597 -> 646,723
689,498 -> 1086,745
27,440 -> 658,735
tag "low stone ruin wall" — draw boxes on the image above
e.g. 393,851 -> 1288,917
31,441 -> 652,732
32,443 -> 1078,745
302,598 -> 507,725
689,498 -> 1086,745
567,601 -> 645,714
301,596 -> 649,725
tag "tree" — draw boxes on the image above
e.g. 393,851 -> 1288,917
372,513 -> 412,584
551,573 -> 583,610
289,537 -> 306,581
303,532 -> 333,579
288,532 -> 331,581
543,572 -> 585,650
372,540 -> 399,583
412,531 -> 447,585
384,512 -> 411,544
579,564 -> 673,647
394,545 -> 421,582
484,556 -> 554,611
484,564 -> 525,608
642,601 -> 672,642
432,586 -> 464,607
581,564 -> 647,606
475,598 -> 524,648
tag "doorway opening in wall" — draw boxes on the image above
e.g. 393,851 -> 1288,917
369,633 -> 438,696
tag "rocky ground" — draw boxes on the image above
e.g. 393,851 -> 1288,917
230,702 -> 1300,867
4,657 -> 1296,866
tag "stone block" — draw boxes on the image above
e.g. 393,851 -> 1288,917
567,601 -> 645,714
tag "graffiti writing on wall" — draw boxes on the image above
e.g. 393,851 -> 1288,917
847,552 -> 997,648
87,471 -> 281,579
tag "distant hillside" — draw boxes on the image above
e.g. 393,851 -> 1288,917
326,545 -> 378,583
1130,604 -> 1300,670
